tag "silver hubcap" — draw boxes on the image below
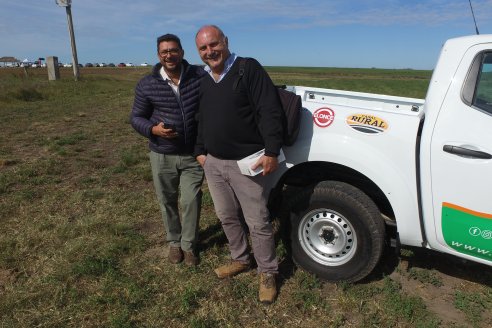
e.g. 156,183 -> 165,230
298,208 -> 357,266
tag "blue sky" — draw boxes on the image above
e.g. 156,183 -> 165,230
1,0 -> 492,70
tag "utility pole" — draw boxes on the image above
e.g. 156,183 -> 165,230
55,0 -> 80,81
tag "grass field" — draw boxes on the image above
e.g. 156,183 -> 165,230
0,66 -> 490,327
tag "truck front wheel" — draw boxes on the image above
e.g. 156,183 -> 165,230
288,181 -> 385,282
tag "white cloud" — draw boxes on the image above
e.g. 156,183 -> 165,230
1,0 -> 491,67
3,1 -> 490,39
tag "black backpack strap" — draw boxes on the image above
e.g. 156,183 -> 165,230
233,57 -> 248,91
233,57 -> 260,131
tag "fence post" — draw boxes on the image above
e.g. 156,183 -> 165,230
47,56 -> 60,81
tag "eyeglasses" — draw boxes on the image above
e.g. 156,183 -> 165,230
159,48 -> 181,57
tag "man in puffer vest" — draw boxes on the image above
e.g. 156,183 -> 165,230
131,33 -> 206,266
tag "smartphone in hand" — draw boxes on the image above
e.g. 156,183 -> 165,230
163,122 -> 176,132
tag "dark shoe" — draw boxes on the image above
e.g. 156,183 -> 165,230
168,246 -> 183,264
183,250 -> 199,266
214,260 -> 250,279
259,272 -> 277,304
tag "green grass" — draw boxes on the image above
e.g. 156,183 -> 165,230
0,66 -> 490,327
454,290 -> 491,327
266,65 -> 431,98
407,268 -> 443,287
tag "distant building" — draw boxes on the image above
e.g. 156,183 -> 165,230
0,56 -> 21,67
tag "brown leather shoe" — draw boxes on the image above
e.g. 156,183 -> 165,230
168,246 -> 183,264
259,272 -> 277,304
214,260 -> 250,278
183,250 -> 199,266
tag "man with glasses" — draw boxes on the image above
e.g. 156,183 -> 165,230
131,33 -> 205,266
194,25 -> 284,304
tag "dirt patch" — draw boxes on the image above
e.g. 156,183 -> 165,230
0,268 -> 16,289
388,248 -> 492,327
391,271 -> 464,326
143,246 -> 167,260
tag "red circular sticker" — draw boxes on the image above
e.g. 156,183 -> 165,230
313,107 -> 335,127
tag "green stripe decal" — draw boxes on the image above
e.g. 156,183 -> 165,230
442,203 -> 492,262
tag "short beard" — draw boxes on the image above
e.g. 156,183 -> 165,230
163,62 -> 181,75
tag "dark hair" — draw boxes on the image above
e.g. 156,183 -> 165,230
156,34 -> 182,51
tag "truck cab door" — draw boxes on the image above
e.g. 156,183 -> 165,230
429,49 -> 492,263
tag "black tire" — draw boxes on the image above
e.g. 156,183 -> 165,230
288,181 -> 385,282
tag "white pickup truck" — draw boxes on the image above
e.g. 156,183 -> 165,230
268,34 -> 492,282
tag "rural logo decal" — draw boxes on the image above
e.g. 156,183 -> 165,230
346,114 -> 388,134
442,202 -> 492,262
313,107 -> 335,128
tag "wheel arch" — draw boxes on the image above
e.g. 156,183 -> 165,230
269,161 -> 395,223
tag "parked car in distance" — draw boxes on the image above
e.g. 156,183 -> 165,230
117,63 -> 126,67
108,63 -> 115,67
85,63 -> 93,67
125,63 -> 134,67
63,63 -> 72,68
140,62 -> 150,67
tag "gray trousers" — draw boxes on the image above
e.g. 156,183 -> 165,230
150,151 -> 204,252
204,154 -> 278,274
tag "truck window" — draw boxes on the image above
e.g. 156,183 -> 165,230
473,52 -> 492,115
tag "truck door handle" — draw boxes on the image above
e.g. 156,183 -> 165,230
443,145 -> 492,159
